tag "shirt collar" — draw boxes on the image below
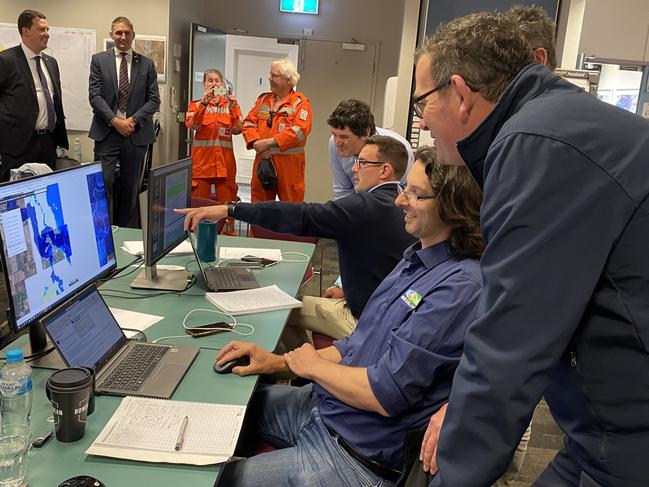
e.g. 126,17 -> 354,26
21,42 -> 40,60
367,181 -> 401,193
457,63 -> 559,189
114,48 -> 133,59
403,240 -> 453,269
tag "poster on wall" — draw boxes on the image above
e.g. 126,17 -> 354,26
134,35 -> 166,84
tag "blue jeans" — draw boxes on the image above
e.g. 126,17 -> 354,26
217,384 -> 395,487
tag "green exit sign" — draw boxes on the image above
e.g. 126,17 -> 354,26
280,0 -> 318,14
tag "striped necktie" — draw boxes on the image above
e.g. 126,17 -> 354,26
118,52 -> 129,113
34,56 -> 56,132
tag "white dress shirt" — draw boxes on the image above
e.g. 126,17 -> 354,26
113,48 -> 133,119
20,43 -> 55,131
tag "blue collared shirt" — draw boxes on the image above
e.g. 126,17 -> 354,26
314,241 -> 482,468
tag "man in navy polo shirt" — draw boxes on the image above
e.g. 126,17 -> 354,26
212,146 -> 484,486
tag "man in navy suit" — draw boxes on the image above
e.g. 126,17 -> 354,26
0,9 -> 68,181
89,16 -> 160,227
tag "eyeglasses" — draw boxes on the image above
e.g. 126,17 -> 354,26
398,186 -> 435,203
266,111 -> 276,128
353,158 -> 385,170
411,80 -> 451,118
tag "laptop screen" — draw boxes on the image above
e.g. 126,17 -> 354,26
42,287 -> 126,369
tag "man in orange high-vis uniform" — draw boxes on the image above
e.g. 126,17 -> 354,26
186,69 -> 242,202
242,58 -> 312,202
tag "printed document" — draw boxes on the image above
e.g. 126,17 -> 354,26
87,396 -> 246,465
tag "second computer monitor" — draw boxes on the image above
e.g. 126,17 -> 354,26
132,158 -> 192,291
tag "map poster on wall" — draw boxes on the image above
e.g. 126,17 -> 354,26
134,35 -> 166,84
0,22 -> 96,131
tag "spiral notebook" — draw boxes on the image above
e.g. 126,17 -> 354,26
86,396 -> 246,465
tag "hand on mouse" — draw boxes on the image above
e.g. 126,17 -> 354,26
216,341 -> 287,376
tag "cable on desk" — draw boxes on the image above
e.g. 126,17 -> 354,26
100,276 -> 197,299
152,308 -> 254,344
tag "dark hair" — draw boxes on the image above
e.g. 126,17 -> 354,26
203,69 -> 223,83
18,10 -> 46,34
506,5 -> 557,71
415,12 -> 533,102
327,99 -> 375,137
364,135 -> 408,180
415,146 -> 484,258
111,16 -> 134,32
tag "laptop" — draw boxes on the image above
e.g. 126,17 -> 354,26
188,234 -> 260,292
41,286 -> 199,398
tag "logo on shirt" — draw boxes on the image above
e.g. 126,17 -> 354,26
278,122 -> 287,132
299,108 -> 308,121
401,289 -> 422,309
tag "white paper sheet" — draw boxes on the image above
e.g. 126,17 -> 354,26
218,247 -> 283,261
122,240 -> 193,256
109,307 -> 164,338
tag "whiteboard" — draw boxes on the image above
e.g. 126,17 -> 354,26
0,23 -> 96,131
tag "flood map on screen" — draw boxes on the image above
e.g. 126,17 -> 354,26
0,168 -> 115,328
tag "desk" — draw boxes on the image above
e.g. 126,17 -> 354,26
17,228 -> 314,486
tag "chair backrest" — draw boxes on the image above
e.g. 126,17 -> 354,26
249,225 -> 318,245
190,197 -> 225,233
55,156 -> 81,171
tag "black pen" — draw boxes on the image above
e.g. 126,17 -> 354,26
174,416 -> 189,451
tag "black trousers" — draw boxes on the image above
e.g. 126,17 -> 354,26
0,131 -> 56,182
94,130 -> 146,228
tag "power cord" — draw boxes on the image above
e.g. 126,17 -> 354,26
152,308 -> 254,343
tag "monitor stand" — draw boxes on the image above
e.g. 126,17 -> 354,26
20,322 -> 66,370
131,264 -> 192,291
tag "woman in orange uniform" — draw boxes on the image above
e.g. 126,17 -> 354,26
185,69 -> 242,202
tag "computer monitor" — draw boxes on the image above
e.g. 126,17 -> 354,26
131,158 -> 192,291
0,163 -> 116,360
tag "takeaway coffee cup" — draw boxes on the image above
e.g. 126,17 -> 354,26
197,220 -> 217,261
78,367 -> 95,416
46,368 -> 92,442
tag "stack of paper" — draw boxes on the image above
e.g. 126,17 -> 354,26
122,240 -> 193,256
86,396 -> 246,465
205,285 -> 303,315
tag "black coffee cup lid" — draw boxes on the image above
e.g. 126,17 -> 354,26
48,368 -> 92,388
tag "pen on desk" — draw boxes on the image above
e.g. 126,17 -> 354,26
175,416 -> 189,451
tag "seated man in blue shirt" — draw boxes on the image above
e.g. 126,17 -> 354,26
210,146 -> 484,486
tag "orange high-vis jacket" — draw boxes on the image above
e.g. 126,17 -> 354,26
186,97 -> 242,179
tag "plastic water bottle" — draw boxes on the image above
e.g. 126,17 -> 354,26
73,137 -> 82,163
0,350 -> 33,427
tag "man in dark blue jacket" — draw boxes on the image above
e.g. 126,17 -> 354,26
413,11 -> 649,487
179,135 -> 415,348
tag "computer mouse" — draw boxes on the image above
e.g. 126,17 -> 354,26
213,355 -> 250,374
58,476 -> 106,487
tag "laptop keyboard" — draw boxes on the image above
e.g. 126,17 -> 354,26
100,344 -> 169,392
206,267 -> 243,290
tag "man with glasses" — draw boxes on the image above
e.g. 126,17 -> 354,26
242,58 -> 312,202
208,146 -> 483,486
328,99 -> 413,200
177,136 -> 415,348
413,12 -> 649,487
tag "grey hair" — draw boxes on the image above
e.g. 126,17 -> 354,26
415,11 -> 534,102
271,58 -> 300,85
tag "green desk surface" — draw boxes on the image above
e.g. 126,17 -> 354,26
17,229 -> 314,486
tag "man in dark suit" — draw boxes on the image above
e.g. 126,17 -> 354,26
0,9 -> 68,181
89,16 -> 160,227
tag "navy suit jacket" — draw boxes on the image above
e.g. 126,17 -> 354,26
0,45 -> 68,156
88,49 -> 160,146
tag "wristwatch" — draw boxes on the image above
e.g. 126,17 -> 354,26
225,201 -> 237,217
